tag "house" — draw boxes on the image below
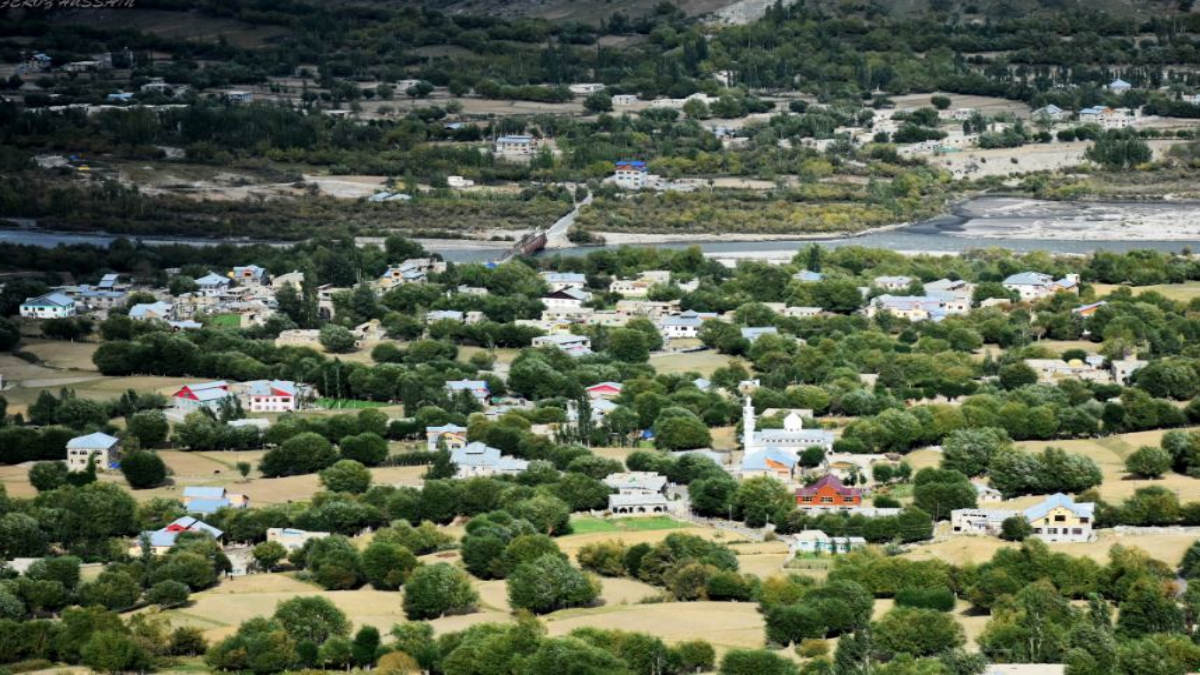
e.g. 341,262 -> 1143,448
866,295 -> 951,322
447,175 -> 474,188
494,135 -> 538,156
613,161 -> 651,189
266,527 -> 330,551
531,332 -> 593,357
740,326 -> 780,342
1025,493 -> 1095,542
426,424 -> 468,452
1002,272 -> 1079,301
795,474 -> 863,509
1032,104 -> 1067,122
172,381 -> 233,413
97,273 -> 128,291
1072,301 -> 1106,317
785,306 -> 823,318
741,447 -> 799,482
541,272 -> 588,290
604,472 -> 668,495
129,301 -> 174,322
743,398 -> 834,452
20,292 -> 76,319
237,380 -> 306,413
789,530 -> 866,556
272,271 -> 304,290
378,259 -> 446,289
586,382 -> 623,399
140,78 -> 189,97
224,90 -> 253,104
542,287 -> 591,310
567,398 -> 618,424
873,275 -> 914,291
608,492 -> 673,516
106,92 -> 134,103
951,493 -> 1095,542
196,272 -> 231,293
450,442 -> 529,478
132,517 -> 222,556
22,53 -> 52,74
1023,358 -> 1111,384
659,310 -> 718,339
793,270 -> 824,283
66,432 -> 120,472
612,94 -> 638,106
1077,106 -> 1132,129
446,379 -> 490,405
569,83 -> 606,95
974,483 -> 1004,503
1111,358 -> 1148,385
181,486 -> 249,515
232,265 -> 270,286
610,271 -> 672,297
1108,78 -> 1133,93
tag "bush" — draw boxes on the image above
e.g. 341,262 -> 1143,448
146,580 -> 190,608
577,540 -> 628,576
999,516 -> 1032,542
719,649 -> 799,675
507,554 -> 600,614
893,587 -> 956,612
121,451 -> 167,489
402,563 -> 478,620
1125,445 -> 1172,479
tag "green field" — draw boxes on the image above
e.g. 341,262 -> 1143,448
206,314 -> 241,328
570,515 -> 687,535
316,398 -> 389,409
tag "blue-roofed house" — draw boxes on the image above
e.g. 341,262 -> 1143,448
531,332 -> 593,357
20,292 -> 76,319
196,272 -> 231,293
426,423 -> 468,452
866,295 -> 950,322
97,273 -> 127,291
267,527 -> 331,551
740,326 -> 780,342
129,301 -> 174,322
1072,301 -> 1106,317
659,310 -> 718,339
741,447 -> 798,481
450,442 -> 529,478
181,486 -> 249,515
1003,272 -> 1080,301
1108,78 -> 1132,93
172,381 -> 233,414
872,275 -> 914,291
494,135 -> 538,155
614,160 -> 650,189
1032,104 -> 1067,122
132,516 -> 224,555
66,432 -> 120,472
541,272 -> 588,291
1023,493 -> 1095,542
793,270 -> 824,283
446,379 -> 490,405
232,265 -> 270,286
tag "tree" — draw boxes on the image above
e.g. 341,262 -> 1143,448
121,450 -> 167,489
733,476 -> 793,528
361,540 -> 417,590
999,363 -> 1038,390
339,432 -> 388,466
583,91 -> 612,113
352,625 -> 381,667
146,580 -> 190,608
607,328 -> 650,362
942,428 -> 1011,477
261,432 -> 338,477
873,606 -> 964,656
319,325 -> 358,353
81,631 -> 149,674
719,649 -> 800,675
252,541 -> 288,571
1086,135 -> 1152,170
320,459 -> 372,494
912,468 -> 976,520
127,410 -> 169,447
402,563 -> 479,620
1000,516 -> 1032,542
1125,446 -> 1171,479
655,415 -> 711,451
765,603 -> 827,646
931,95 -> 952,110
29,461 -> 69,492
274,596 -> 350,644
508,554 -> 600,614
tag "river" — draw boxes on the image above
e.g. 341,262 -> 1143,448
5,197 -> 1200,262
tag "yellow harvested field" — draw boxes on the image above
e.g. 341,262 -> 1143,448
543,601 -> 765,651
906,449 -> 943,471
20,339 -> 100,371
649,351 -> 741,377
1017,427 -> 1200,503
905,529 -> 1198,567
732,541 -> 791,579
0,465 -> 39,499
1095,281 -> 1200,303
162,574 -> 409,642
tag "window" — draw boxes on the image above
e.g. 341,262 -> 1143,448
1079,517 -> 1089,523
801,496 -> 813,503
1047,528 -> 1058,535
820,497 -> 833,504
843,497 -> 855,503
1054,514 -> 1066,522
1072,528 -> 1083,535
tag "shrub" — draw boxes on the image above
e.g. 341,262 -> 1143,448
894,587 -> 956,612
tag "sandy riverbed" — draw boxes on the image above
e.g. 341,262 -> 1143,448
947,196 -> 1200,241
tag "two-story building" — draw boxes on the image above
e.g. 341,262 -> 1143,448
426,424 -> 469,452
531,332 -> 593,357
1003,272 -> 1080,301
449,442 -> 529,478
795,474 -> 863,509
20,292 -> 76,319
66,432 -> 120,472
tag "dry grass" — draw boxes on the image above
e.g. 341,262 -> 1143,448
20,339 -> 99,371
1094,281 -> 1200,303
649,351 -> 741,377
905,529 -> 1197,567
543,601 -> 766,652
1016,427 -> 1200,503
732,540 -> 792,578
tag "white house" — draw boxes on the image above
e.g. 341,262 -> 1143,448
450,442 -> 528,478
788,530 -> 866,557
447,175 -> 475,188
612,94 -> 638,106
494,135 -> 538,156
1002,272 -> 1079,301
232,265 -> 270,286
66,432 -> 120,472
541,272 -> 588,291
542,287 -> 590,309
20,292 -> 76,319
266,527 -> 330,552
426,424 -> 468,452
129,301 -> 174,322
446,379 -> 490,405
569,83 -> 606,95
1032,104 -> 1068,123
1107,78 -> 1133,93
532,332 -> 593,357
613,161 -> 652,189
872,275 -> 914,291
659,310 -> 718,339
236,380 -> 306,413
951,493 -> 1095,542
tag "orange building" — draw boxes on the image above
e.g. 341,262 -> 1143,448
795,474 -> 863,508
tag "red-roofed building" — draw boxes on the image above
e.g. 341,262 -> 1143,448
795,474 -> 862,509
586,382 -> 623,399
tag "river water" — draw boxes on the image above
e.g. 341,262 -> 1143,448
5,197 -> 1200,262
